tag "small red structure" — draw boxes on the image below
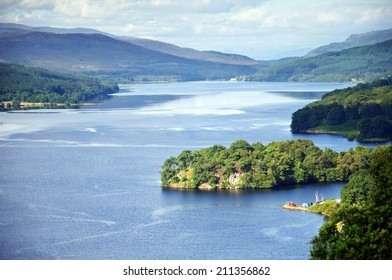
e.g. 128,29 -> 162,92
287,202 -> 296,207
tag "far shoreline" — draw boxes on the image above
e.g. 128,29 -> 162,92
0,101 -> 97,111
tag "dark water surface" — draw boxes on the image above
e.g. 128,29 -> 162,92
0,82 -> 380,259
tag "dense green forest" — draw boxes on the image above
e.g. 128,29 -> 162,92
161,139 -> 375,190
0,63 -> 119,110
310,145 -> 392,259
249,39 -> 392,82
291,77 -> 392,141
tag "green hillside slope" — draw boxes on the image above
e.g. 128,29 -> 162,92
250,40 -> 392,82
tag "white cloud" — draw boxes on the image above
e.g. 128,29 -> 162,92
52,0 -> 83,17
52,0 -> 111,18
231,6 -> 267,22
19,0 -> 53,9
355,7 -> 389,25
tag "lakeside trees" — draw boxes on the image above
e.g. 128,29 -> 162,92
0,63 -> 119,110
310,145 -> 392,259
161,139 -> 376,190
291,77 -> 392,141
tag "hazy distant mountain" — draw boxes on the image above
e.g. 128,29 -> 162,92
119,36 -> 259,65
305,28 -> 392,57
0,29 -> 255,80
0,23 -> 258,66
0,22 -> 108,35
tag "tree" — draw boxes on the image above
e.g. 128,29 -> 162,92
160,156 -> 179,186
11,100 -> 20,110
358,117 -> 392,139
326,105 -> 345,125
177,150 -> 193,170
340,170 -> 376,205
360,103 -> 382,118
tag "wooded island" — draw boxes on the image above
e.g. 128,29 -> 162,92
161,139 -> 377,190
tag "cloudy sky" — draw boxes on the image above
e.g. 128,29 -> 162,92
1,0 -> 392,59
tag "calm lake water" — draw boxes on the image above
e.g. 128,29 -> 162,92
0,81 -> 380,260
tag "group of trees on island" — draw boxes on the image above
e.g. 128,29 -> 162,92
161,139 -> 376,190
0,63 -> 119,110
291,76 -> 392,140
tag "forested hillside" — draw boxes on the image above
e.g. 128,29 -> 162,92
250,40 -> 392,82
291,77 -> 392,141
161,139 -> 375,190
310,145 -> 392,259
0,63 -> 119,110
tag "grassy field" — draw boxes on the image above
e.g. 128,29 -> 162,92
308,120 -> 360,140
307,120 -> 390,142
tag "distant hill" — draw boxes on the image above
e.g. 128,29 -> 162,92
118,36 -> 259,65
250,39 -> 392,82
0,23 -> 258,67
305,28 -> 392,57
0,29 -> 255,80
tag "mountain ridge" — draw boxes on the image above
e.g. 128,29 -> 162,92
0,23 -> 258,66
305,28 -> 392,57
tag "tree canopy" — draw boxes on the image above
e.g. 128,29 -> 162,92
161,139 -> 375,190
310,145 -> 392,259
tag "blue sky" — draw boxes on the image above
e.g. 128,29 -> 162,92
1,0 -> 391,59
